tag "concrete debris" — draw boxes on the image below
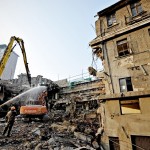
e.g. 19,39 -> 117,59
0,109 -> 102,149
74,132 -> 92,143
31,128 -> 41,136
88,67 -> 97,76
34,143 -> 42,150
0,79 -> 103,149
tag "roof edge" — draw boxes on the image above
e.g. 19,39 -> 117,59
97,0 -> 131,16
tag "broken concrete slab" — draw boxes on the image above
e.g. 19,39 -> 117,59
74,132 -> 92,144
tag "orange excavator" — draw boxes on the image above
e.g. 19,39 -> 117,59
20,89 -> 48,120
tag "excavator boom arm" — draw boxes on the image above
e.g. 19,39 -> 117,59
0,36 -> 31,86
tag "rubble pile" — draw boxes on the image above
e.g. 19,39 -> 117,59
0,83 -> 103,149
0,112 -> 101,150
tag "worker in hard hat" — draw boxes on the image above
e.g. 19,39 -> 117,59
2,106 -> 17,137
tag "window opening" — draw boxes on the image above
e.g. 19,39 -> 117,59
119,77 -> 133,92
109,137 -> 120,150
107,13 -> 117,27
120,99 -> 141,114
117,39 -> 131,57
131,135 -> 150,150
148,29 -> 150,36
130,1 -> 143,17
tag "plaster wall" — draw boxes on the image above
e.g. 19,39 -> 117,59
105,26 -> 150,93
101,97 -> 150,150
95,0 -> 150,37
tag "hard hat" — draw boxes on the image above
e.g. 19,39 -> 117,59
11,106 -> 16,110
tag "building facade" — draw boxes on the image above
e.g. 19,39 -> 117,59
12,74 -> 53,87
0,44 -> 18,80
90,0 -> 150,149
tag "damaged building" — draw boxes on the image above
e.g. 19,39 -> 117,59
90,0 -> 150,149
1,0 -> 150,149
12,74 -> 53,87
0,76 -> 106,149
54,77 -> 105,120
0,74 -> 60,111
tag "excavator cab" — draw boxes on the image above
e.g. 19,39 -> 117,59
20,99 -> 48,120
20,90 -> 48,120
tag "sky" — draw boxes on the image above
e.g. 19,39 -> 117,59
0,0 -> 118,81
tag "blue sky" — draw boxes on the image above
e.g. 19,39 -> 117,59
0,0 -> 118,81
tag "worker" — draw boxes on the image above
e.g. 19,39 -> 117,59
2,106 -> 17,137
41,91 -> 48,109
44,91 -> 49,111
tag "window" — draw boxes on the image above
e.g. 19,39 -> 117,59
119,77 -> 133,92
107,13 -> 117,27
117,39 -> 131,57
120,99 -> 141,114
109,137 -> 120,150
148,29 -> 150,36
131,136 -> 150,150
130,1 -> 143,17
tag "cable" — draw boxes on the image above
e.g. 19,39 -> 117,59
91,24 -> 96,34
91,52 -> 98,70
109,138 -> 145,150
108,138 -> 131,150
103,131 -> 146,150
